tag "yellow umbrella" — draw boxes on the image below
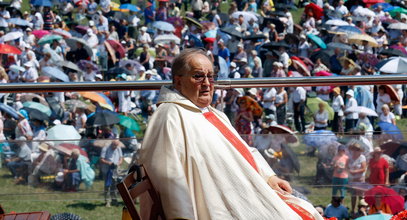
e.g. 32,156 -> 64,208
306,97 -> 334,120
348,34 -> 378,47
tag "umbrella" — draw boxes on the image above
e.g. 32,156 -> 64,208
41,67 -> 69,82
381,141 -> 401,158
348,34 -> 379,47
269,125 -> 298,143
104,40 -> 117,64
304,3 -> 324,19
52,29 -> 72,38
371,2 -> 392,10
389,45 -> 407,55
379,48 -> 407,57
242,34 -> 267,41
284,33 -> 300,45
354,6 -> 377,16
86,109 -> 120,127
0,44 -> 21,55
378,122 -> 404,141
388,22 -> 407,30
261,41 -> 291,50
327,42 -> 353,51
119,4 -> 140,12
20,93 -> 49,106
365,186 -> 404,214
379,57 -> 407,74
32,30 -> 50,39
22,107 -> 49,121
38,35 -> 62,45
78,92 -> 114,111
47,125 -> 81,145
74,25 -> 89,35
65,99 -> 93,111
1,31 -> 23,42
291,56 -> 311,76
153,21 -> 175,32
310,50 -> 331,68
314,71 -> 333,76
306,97 -> 334,120
66,37 -> 93,57
298,56 -> 314,68
9,65 -> 25,74
106,40 -> 126,59
8,18 -> 30,27
355,214 -> 392,220
183,16 -> 203,29
325,19 -> 349,26
334,25 -> 363,35
154,34 -> 181,45
231,11 -> 258,23
118,115 -> 140,131
59,61 -> 81,72
118,59 -> 143,73
0,103 -> 19,119
307,34 -> 326,49
220,26 -> 243,39
381,85 -> 401,102
345,106 -> 378,116
389,6 -> 407,17
32,0 -> 52,7
54,143 -> 88,160
303,130 -> 337,148
237,96 -> 263,117
46,97 -> 64,120
22,101 -> 52,117
77,60 -> 99,72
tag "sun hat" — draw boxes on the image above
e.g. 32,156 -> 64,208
333,87 -> 341,94
346,90 -> 354,97
39,143 -> 49,152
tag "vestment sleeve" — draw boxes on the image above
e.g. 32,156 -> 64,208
250,147 -> 276,182
140,105 -> 195,219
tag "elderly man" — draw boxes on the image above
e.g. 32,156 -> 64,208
140,49 -> 323,219
5,136 -> 31,184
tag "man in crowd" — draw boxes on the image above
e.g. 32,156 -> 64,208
140,49 -> 323,219
5,136 -> 32,184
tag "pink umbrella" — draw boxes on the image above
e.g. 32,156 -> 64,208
106,40 -> 126,58
315,71 -> 333,76
291,56 -> 311,76
52,28 -> 72,38
288,71 -> 303,77
390,45 -> 407,55
32,30 -> 50,39
365,186 -> 404,214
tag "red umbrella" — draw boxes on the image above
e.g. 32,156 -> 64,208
363,0 -> 385,8
0,44 -> 21,55
382,85 -> 401,103
304,3 -> 323,20
55,143 -> 89,159
365,186 -> 404,214
298,56 -> 314,68
291,56 -> 311,76
32,30 -> 50,39
269,125 -> 298,143
106,40 -> 126,59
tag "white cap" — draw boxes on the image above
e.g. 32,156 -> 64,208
237,43 -> 244,48
95,74 -> 103,79
346,89 -> 354,97
141,26 -> 147,32
230,62 -> 236,68
89,20 -> 95,26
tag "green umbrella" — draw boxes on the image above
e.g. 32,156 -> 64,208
118,115 -> 140,131
306,97 -> 334,120
22,101 -> 52,116
135,47 -> 156,57
38,34 -> 63,45
307,34 -> 327,49
389,7 -> 407,17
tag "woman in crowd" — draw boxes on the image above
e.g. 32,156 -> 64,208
331,145 -> 349,198
347,143 -> 367,216
367,147 -> 389,186
314,102 -> 329,130
235,97 -> 254,146
275,87 -> 288,125
379,104 -> 396,125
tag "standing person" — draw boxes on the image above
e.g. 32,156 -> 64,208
100,140 -> 123,207
367,147 -> 389,186
314,103 -> 329,130
376,86 -> 391,115
263,88 -> 276,116
331,145 -> 349,198
344,90 -> 358,133
235,97 -> 254,146
332,87 -> 344,134
292,87 -> 306,133
275,87 -> 288,125
347,143 -> 367,216
139,48 -> 323,219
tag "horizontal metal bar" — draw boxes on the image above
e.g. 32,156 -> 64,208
0,75 -> 406,93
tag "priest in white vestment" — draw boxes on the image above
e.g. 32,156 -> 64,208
140,49 -> 323,220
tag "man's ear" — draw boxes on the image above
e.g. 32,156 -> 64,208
173,75 -> 182,90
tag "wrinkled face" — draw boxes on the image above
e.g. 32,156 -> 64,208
174,54 -> 215,108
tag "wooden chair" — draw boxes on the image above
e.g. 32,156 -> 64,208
117,166 -> 166,220
0,211 -> 51,220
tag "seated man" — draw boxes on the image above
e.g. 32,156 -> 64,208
140,48 -> 323,219
5,136 -> 32,184
63,149 -> 95,191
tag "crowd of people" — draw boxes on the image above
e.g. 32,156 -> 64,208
0,0 -> 406,218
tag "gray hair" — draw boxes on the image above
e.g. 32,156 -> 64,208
171,48 -> 211,83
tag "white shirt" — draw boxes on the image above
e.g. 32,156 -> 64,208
336,5 -> 349,15
138,32 -> 152,44
348,154 -> 366,180
292,87 -> 306,103
379,112 -> 395,124
83,32 -> 98,48
332,95 -> 344,115
346,97 -> 358,119
23,66 -> 38,82
263,88 -> 276,111
314,110 -> 329,128
0,10 -> 10,28
376,93 -> 391,114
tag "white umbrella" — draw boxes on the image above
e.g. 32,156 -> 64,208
152,21 -> 175,32
46,125 -> 81,145
325,19 -> 349,26
345,106 -> 378,117
379,57 -> 407,74
154,34 -> 181,45
9,64 -> 25,73
388,22 -> 407,30
353,7 -> 375,17
66,37 -> 93,57
1,31 -> 23,42
231,11 -> 258,24
41,66 -> 70,82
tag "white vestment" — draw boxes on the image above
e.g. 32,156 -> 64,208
140,86 -> 323,220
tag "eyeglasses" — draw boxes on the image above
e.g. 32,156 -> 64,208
191,74 -> 218,83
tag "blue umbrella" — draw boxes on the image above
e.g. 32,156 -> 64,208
383,6 -> 399,12
41,67 -> 69,82
306,34 -> 327,49
0,103 -> 19,119
8,18 -> 30,27
32,0 -> 52,7
355,213 -> 392,220
119,4 -> 140,12
371,2 -> 392,10
188,34 -> 203,48
152,21 -> 175,32
335,25 -> 363,35
303,130 -> 337,148
204,30 -> 217,38
378,122 -> 404,141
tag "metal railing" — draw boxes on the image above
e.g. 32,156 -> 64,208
0,75 -> 407,93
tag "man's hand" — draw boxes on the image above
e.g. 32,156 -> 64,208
267,175 -> 292,194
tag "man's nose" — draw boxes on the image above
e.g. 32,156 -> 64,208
202,76 -> 211,85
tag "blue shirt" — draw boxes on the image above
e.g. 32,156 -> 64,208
144,7 -> 155,25
324,204 -> 349,220
218,48 -> 230,63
